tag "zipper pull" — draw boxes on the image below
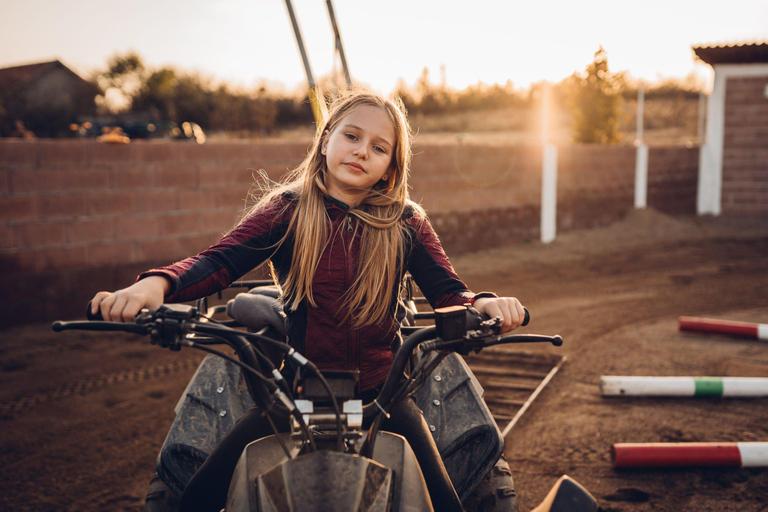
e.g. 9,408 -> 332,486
347,216 -> 353,233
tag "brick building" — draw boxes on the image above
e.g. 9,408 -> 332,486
694,42 -> 768,215
0,60 -> 97,137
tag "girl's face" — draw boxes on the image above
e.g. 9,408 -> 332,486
321,105 -> 396,206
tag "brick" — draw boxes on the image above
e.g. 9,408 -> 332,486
87,241 -> 135,267
177,143 -> 220,163
10,168 -> 63,193
259,165 -> 292,182
134,142 -> 177,164
92,142 -> 134,165
156,166 -> 199,188
86,192 -> 135,215
12,245 -> 89,273
13,168 -> 111,193
14,221 -> 68,248
40,194 -> 88,218
45,245 -> 90,271
67,217 -> 114,244
178,189 -> 218,210
134,189 -> 177,212
216,187 -> 249,209
257,142 -> 310,164
0,225 -> 13,249
212,142 -> 267,163
38,141 -> 90,166
179,234 -> 220,255
114,215 -> 158,240
199,165 -> 255,187
111,166 -> 155,189
0,170 -> 8,195
198,209 -> 238,233
67,168 -> 111,191
133,237 -> 185,263
0,196 -> 38,222
157,212 -> 200,237
0,141 -> 36,167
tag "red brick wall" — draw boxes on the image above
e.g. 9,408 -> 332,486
648,146 -> 698,215
0,140 -> 309,324
722,75 -> 768,215
557,145 -> 636,231
0,139 -> 696,326
410,144 -> 542,253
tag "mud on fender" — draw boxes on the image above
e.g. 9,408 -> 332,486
413,352 -> 504,500
156,355 -> 255,495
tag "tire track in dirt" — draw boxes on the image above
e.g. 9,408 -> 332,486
0,357 -> 200,416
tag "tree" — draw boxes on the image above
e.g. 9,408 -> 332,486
567,47 -> 623,144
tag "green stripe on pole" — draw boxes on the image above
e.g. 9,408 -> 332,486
694,378 -> 724,396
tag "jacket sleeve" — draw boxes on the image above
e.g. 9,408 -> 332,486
405,214 -> 495,309
138,195 -> 293,303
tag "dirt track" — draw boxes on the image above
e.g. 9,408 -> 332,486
2,209 -> 768,511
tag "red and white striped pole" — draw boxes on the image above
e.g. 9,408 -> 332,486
613,442 -> 768,469
679,316 -> 768,340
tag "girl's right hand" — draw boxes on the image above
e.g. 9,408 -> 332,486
91,276 -> 170,322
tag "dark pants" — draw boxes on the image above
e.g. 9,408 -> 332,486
179,395 -> 463,512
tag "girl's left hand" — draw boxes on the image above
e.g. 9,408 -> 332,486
472,297 -> 525,334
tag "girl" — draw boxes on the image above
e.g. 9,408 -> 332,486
92,90 -> 525,511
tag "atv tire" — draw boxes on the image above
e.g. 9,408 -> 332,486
144,472 -> 180,512
463,455 -> 519,512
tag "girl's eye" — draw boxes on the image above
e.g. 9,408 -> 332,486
373,146 -> 386,154
345,133 -> 357,141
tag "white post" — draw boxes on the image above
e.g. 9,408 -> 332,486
636,82 -> 644,142
540,83 -> 557,243
634,82 -> 648,209
698,91 -> 707,144
697,69 -> 726,216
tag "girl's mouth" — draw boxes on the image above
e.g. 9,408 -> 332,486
343,162 -> 365,173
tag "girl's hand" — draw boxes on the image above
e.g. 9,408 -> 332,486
91,276 -> 170,322
472,297 -> 525,334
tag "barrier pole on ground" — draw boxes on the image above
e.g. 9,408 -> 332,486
612,442 -> 768,469
540,82 -> 557,244
600,376 -> 768,397
634,82 -> 648,209
679,316 -> 768,340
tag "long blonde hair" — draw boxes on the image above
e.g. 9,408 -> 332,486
246,89 -> 423,327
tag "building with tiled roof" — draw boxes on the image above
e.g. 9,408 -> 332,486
693,42 -> 768,215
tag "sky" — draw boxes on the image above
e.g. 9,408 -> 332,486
2,0 -> 767,94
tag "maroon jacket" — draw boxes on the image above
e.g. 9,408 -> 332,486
141,193 -> 485,390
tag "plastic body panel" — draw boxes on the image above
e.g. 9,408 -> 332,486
226,432 -> 431,512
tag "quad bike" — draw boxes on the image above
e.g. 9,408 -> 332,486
53,281 -> 597,512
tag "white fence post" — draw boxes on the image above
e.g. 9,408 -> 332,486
540,82 -> 557,243
634,83 -> 648,209
541,145 -> 558,243
635,144 -> 648,209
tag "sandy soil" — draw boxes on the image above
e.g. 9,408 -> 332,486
1,209 -> 767,511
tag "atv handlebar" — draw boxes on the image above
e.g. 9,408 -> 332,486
54,301 -> 561,444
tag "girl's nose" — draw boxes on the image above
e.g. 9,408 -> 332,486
352,144 -> 367,159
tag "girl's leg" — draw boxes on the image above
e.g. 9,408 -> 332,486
178,406 -> 284,512
383,397 -> 464,512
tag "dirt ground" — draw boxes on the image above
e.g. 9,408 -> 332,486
2,209 -> 768,511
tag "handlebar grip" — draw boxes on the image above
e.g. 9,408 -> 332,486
87,301 -> 104,321
522,308 -> 530,327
